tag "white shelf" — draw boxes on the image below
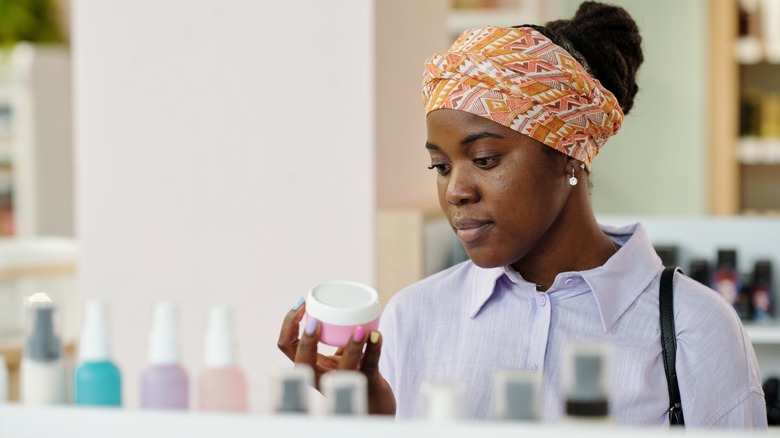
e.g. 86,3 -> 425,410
745,323 -> 780,344
0,404 -> 771,438
737,138 -> 780,164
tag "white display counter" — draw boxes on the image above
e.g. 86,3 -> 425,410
0,403 -> 774,438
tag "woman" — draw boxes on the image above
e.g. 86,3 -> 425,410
278,2 -> 766,427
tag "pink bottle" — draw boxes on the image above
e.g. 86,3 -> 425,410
198,305 -> 248,412
140,302 -> 189,410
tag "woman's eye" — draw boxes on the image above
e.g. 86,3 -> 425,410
473,156 -> 499,168
427,163 -> 450,175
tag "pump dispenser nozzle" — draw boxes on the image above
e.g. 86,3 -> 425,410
148,301 -> 179,365
564,343 -> 611,419
204,305 -> 235,367
493,369 -> 540,421
79,300 -> 111,361
422,382 -> 464,421
25,293 -> 61,362
273,365 -> 313,414
321,371 -> 367,415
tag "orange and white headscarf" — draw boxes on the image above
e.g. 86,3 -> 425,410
422,26 -> 623,170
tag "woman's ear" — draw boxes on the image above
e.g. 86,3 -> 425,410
565,158 -> 586,175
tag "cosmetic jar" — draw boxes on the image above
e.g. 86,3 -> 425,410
305,280 -> 381,347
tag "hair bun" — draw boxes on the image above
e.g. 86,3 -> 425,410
545,1 -> 644,114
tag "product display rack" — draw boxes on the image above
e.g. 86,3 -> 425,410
712,0 -> 780,215
0,43 -> 73,237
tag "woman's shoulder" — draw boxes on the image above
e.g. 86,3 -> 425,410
672,273 -> 740,322
670,273 -> 753,353
387,260 -> 481,309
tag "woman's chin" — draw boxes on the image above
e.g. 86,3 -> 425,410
464,252 -> 510,269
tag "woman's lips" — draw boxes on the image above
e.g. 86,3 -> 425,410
452,218 -> 492,244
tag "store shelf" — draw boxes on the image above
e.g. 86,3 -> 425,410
737,138 -> 780,163
0,43 -> 73,237
745,323 -> 780,344
735,37 -> 768,64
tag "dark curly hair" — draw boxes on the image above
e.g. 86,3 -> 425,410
517,1 -> 644,115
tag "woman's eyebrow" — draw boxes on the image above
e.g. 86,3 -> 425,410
425,131 -> 504,151
461,131 -> 504,146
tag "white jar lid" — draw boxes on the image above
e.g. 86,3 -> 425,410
306,281 -> 381,326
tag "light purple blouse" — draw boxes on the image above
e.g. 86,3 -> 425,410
378,223 -> 767,428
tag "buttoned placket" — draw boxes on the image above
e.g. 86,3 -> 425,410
526,289 -> 552,374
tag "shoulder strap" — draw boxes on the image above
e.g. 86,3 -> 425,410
660,266 -> 685,426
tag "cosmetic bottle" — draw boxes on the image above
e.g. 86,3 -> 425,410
422,382 -> 464,421
272,365 -> 313,414
561,343 -> 614,424
689,259 -> 711,287
493,369 -> 540,421
752,260 -> 774,323
654,245 -> 679,268
198,305 -> 248,412
736,282 -> 754,321
20,293 -> 66,404
712,249 -> 741,309
0,353 -> 8,402
140,301 -> 189,410
321,371 -> 367,416
73,300 -> 122,406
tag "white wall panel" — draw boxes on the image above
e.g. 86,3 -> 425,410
73,0 -> 374,409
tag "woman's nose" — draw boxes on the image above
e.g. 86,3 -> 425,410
444,167 -> 480,205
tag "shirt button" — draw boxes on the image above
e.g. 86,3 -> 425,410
538,294 -> 547,306
564,278 -> 575,286
530,365 -> 538,372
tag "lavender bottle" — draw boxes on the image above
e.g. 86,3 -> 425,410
140,302 -> 189,410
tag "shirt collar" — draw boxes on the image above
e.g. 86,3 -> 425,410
581,223 -> 662,332
467,266 -> 506,319
467,223 -> 662,332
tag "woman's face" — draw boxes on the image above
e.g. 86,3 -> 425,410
426,109 -> 572,268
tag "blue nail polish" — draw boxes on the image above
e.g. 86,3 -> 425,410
305,317 -> 318,335
292,297 -> 305,310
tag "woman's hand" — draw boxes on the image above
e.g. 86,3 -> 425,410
277,302 -> 396,415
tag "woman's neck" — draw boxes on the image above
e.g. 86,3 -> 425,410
510,194 -> 618,291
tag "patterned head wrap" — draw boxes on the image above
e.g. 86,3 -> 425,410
422,26 -> 624,170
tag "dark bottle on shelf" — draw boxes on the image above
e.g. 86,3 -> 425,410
736,282 -> 754,321
752,260 -> 774,323
689,259 -> 711,287
654,245 -> 679,267
712,249 -> 741,309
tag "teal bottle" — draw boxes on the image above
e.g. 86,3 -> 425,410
73,300 -> 122,407
74,361 -> 122,405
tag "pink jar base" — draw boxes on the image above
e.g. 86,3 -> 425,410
306,313 -> 379,347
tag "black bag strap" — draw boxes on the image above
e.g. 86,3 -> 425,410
660,266 -> 685,426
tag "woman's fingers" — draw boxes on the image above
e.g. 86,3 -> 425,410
361,331 -> 397,415
277,298 -> 306,362
361,330 -> 382,379
338,326 -> 368,370
294,316 -> 321,367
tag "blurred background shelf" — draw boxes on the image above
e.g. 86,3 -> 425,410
0,43 -> 74,238
746,324 -> 780,344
